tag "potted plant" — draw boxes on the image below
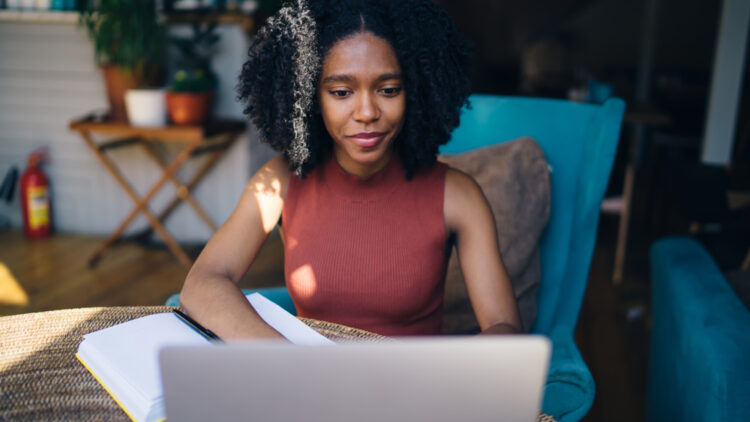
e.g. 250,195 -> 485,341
166,23 -> 220,126
77,0 -> 167,124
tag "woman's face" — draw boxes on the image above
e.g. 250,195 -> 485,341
318,32 -> 405,178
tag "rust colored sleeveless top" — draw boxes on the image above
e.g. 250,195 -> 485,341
282,154 -> 448,336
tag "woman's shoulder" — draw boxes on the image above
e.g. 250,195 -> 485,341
250,155 -> 292,200
444,165 -> 480,195
263,154 -> 291,176
443,166 -> 488,231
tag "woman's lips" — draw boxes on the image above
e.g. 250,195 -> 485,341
349,132 -> 386,148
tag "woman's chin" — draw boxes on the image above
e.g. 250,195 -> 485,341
355,146 -> 393,164
335,144 -> 394,176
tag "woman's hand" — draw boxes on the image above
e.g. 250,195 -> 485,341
179,155 -> 291,340
444,168 -> 523,335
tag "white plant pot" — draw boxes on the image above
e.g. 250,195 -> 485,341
125,89 -> 167,127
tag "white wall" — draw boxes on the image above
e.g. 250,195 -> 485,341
701,0 -> 750,165
0,20 -> 276,242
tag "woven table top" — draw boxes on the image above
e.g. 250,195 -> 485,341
0,307 -> 555,421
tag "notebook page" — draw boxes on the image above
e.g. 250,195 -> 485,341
82,313 -> 210,400
247,293 -> 335,346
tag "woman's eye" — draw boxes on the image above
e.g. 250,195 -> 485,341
381,87 -> 402,96
329,90 -> 350,98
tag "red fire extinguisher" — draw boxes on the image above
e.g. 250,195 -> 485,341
20,147 -> 52,238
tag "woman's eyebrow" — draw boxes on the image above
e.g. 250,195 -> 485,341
321,74 -> 355,84
321,73 -> 403,84
375,73 -> 402,82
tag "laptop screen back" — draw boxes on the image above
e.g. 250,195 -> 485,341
160,336 -> 550,422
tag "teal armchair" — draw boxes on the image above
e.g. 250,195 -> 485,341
167,94 -> 625,421
440,95 -> 625,421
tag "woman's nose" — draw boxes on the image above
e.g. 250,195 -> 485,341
353,92 -> 380,122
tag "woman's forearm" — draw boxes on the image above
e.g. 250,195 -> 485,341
478,322 -> 522,336
179,273 -> 286,341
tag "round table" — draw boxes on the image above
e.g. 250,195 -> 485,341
0,307 -> 555,421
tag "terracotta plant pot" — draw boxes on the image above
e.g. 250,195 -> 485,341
166,91 -> 214,126
101,66 -> 138,123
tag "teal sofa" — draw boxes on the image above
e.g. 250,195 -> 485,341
648,237 -> 750,422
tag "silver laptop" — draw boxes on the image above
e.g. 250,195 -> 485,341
160,336 -> 550,422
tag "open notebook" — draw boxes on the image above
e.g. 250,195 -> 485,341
75,293 -> 331,422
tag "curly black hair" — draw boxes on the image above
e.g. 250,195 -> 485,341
237,0 -> 472,179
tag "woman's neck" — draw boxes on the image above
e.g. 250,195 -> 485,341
333,149 -> 395,180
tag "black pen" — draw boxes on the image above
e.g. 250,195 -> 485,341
173,309 -> 223,342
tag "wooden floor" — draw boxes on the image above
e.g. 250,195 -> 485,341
579,215 -> 650,422
0,229 -> 286,316
0,218 -> 650,422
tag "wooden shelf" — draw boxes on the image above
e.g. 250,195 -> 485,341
0,9 -> 77,23
69,115 -> 246,145
623,105 -> 672,127
165,11 -> 254,33
0,9 -> 258,34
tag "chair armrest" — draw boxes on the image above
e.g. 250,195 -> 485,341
648,237 -> 750,422
243,286 -> 296,315
165,286 -> 296,316
540,328 -> 595,422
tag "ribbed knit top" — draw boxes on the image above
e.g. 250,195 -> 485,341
282,154 -> 449,336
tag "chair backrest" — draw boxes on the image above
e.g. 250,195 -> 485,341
440,94 -> 625,336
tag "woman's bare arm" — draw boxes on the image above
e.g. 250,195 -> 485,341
444,168 -> 523,334
179,155 -> 290,340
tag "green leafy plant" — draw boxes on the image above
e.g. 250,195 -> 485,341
170,69 -> 217,92
168,23 -> 220,93
77,0 -> 166,87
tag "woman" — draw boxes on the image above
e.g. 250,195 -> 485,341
179,0 -> 522,338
